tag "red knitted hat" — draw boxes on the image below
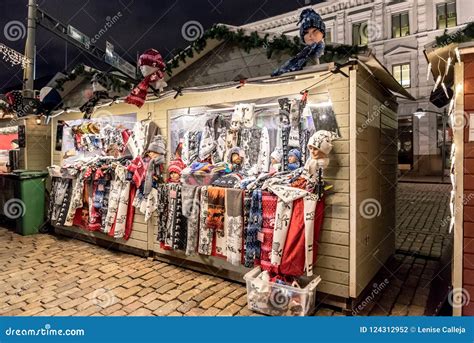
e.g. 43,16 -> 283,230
168,158 -> 185,175
139,49 -> 165,70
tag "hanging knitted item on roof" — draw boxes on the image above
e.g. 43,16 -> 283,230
271,9 -> 326,77
126,49 -> 167,108
80,73 -> 111,119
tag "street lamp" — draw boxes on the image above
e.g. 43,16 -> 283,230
413,107 -> 448,182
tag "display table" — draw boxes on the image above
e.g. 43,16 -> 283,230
0,171 -> 48,235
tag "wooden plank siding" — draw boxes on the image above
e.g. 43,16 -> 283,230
352,65 -> 397,297
463,53 -> 474,315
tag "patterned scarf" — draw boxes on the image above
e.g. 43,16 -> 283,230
182,185 -> 201,256
271,41 -> 325,77
126,70 -> 165,108
198,186 -> 213,255
224,189 -> 244,266
206,187 -> 225,231
240,128 -> 262,175
244,189 -> 262,267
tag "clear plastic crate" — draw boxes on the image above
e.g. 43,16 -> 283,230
243,267 -> 321,316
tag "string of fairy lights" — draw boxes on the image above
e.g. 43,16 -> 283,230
0,43 -> 29,68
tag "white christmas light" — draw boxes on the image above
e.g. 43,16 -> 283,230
445,57 -> 452,76
0,44 -> 28,68
441,82 -> 449,98
433,75 -> 442,92
455,47 -> 461,63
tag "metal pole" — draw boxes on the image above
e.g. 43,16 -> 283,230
23,0 -> 37,97
441,108 -> 447,183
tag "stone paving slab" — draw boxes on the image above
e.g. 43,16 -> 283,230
0,183 -> 450,316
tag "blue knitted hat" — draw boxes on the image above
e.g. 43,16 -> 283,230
288,148 -> 301,161
298,8 -> 326,41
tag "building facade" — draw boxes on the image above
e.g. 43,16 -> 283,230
242,0 -> 474,176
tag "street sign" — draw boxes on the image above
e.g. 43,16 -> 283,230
67,25 -> 91,49
105,41 -> 136,79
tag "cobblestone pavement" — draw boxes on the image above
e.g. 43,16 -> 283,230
0,183 -> 450,316
396,183 -> 451,259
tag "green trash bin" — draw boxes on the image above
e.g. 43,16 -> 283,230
3,171 -> 48,236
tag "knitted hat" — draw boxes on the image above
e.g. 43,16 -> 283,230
288,148 -> 301,161
139,49 -> 166,69
168,158 -> 185,175
270,148 -> 282,163
227,147 -> 245,164
307,130 -> 338,155
148,134 -> 166,155
298,8 -> 326,41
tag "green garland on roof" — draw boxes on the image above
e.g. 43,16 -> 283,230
435,21 -> 474,47
53,64 -> 133,92
165,24 -> 367,75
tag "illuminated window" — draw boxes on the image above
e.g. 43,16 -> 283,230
437,1 -> 457,29
325,29 -> 332,43
352,22 -> 368,45
392,63 -> 411,88
392,12 -> 410,38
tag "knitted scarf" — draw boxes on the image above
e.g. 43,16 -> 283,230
126,70 -> 164,108
182,185 -> 201,256
198,186 -> 213,255
224,189 -> 244,266
271,41 -> 325,77
244,189 -> 262,267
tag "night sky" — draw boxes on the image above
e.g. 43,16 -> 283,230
0,0 -> 323,92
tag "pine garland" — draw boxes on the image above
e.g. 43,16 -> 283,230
53,64 -> 133,92
165,24 -> 367,75
435,22 -> 474,47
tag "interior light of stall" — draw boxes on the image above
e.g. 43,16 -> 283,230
309,100 -> 333,108
456,83 -> 463,95
455,47 -> 461,63
35,117 -> 42,125
426,62 -> 432,81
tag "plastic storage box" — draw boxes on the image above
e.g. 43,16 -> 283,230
243,267 -> 321,316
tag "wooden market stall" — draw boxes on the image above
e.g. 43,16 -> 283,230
50,55 -> 413,311
426,41 -> 474,316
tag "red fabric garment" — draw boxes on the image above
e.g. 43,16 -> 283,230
125,70 -> 165,108
123,184 -> 137,240
280,198 -> 306,276
128,156 -> 147,187
280,196 -> 326,276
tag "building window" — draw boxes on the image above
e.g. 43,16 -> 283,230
392,12 -> 409,38
392,63 -> 411,88
437,1 -> 457,29
325,29 -> 332,43
352,22 -> 368,45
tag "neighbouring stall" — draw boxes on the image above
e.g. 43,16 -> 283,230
48,50 -> 413,313
425,37 -> 474,316
0,118 -> 51,234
